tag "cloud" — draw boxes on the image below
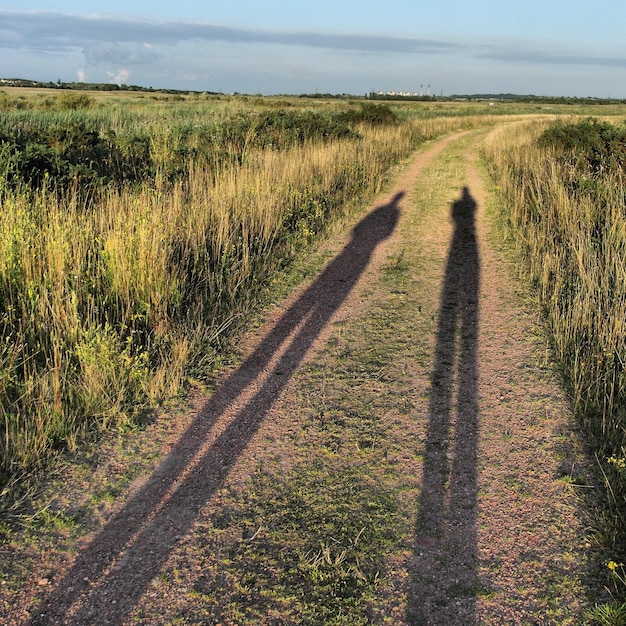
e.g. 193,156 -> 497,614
479,47 -> 626,69
107,69 -> 131,85
0,10 -> 465,57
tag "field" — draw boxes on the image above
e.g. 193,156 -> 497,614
1,88 -> 626,623
0,89 -> 511,496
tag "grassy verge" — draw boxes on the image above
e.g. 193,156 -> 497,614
482,118 -> 626,623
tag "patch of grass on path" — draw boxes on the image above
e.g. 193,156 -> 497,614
190,462 -> 398,625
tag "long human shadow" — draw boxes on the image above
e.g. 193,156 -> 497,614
407,187 -> 480,624
28,193 -> 402,625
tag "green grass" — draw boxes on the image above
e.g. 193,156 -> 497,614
192,462 -> 399,625
588,601 -> 626,626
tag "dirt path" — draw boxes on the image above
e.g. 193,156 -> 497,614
3,129 -> 597,624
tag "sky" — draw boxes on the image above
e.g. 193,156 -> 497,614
1,1 -> 626,97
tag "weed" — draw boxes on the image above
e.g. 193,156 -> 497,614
338,102 -> 399,126
588,600 -> 626,626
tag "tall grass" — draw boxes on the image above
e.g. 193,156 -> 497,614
483,118 -> 626,611
0,94 -> 493,502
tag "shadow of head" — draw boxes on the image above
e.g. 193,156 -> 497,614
451,186 -> 477,226
351,191 -> 403,243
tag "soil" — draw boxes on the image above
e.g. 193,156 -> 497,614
1,129 -> 602,625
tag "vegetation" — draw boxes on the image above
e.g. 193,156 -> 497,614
483,117 -> 626,620
0,107 -> 361,192
5,86 -> 626,617
0,90 -> 493,512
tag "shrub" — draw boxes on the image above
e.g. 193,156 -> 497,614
0,120 -> 155,191
338,103 -> 399,126
56,92 -> 94,110
538,118 -> 626,175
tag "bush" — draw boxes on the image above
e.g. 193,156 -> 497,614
0,120 -> 155,191
56,92 -> 94,110
538,118 -> 626,175
338,103 -> 399,126
212,109 -> 357,162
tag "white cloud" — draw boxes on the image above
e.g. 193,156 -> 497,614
107,69 -> 131,85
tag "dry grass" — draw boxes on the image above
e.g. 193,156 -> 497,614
482,118 -> 626,618
483,119 -> 626,442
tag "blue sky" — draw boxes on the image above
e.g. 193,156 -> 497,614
1,1 -> 626,96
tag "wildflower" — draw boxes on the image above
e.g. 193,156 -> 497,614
608,560 -> 622,571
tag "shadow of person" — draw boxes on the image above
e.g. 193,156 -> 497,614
407,186 -> 480,625
29,192 -> 403,625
